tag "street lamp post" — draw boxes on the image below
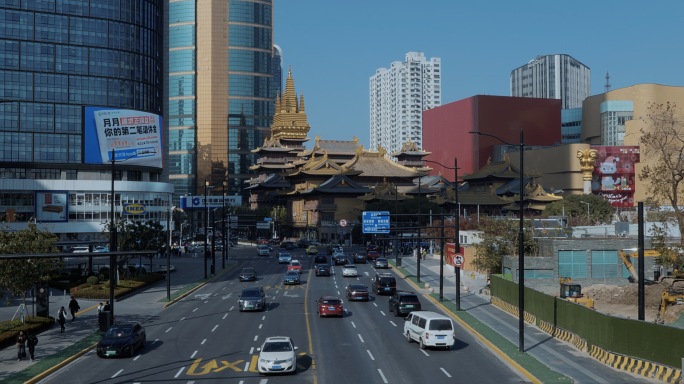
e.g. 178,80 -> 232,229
222,182 -> 227,270
109,149 -> 117,324
423,158 -> 459,307
580,200 -> 590,224
167,204 -> 174,301
417,176 -> 422,283
470,129 -> 526,352
204,181 -> 209,279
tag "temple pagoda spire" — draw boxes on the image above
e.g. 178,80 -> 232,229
271,67 -> 310,141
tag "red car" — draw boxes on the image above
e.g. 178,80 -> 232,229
287,260 -> 302,274
346,284 -> 369,301
366,250 -> 380,261
317,296 -> 344,317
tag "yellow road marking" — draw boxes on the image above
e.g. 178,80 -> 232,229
304,266 -> 318,383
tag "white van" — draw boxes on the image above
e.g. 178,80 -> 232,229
403,311 -> 456,350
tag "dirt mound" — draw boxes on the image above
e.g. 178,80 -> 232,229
582,283 -> 666,322
583,283 -> 662,307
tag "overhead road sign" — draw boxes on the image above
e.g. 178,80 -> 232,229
362,211 -> 390,234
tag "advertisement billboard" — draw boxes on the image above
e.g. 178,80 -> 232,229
84,107 -> 163,168
591,146 -> 640,207
179,195 -> 243,210
35,191 -> 68,222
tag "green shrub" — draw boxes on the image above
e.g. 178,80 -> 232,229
86,275 -> 99,286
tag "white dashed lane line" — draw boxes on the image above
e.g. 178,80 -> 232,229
367,349 -> 375,360
440,367 -> 452,377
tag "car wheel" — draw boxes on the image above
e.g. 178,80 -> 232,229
405,331 -> 412,343
419,338 -> 426,350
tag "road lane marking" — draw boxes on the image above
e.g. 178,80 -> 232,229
174,367 -> 185,378
211,324 -> 218,332
201,339 -> 206,345
222,313 -> 228,319
420,350 -> 429,357
154,338 -> 159,343
440,367 -> 452,377
243,361 -> 250,372
351,321 -> 356,328
133,355 -> 140,361
389,321 -> 397,327
111,369 -> 123,378
181,317 -> 186,321
261,315 -> 266,320
253,335 -> 258,341
378,369 -> 388,383
380,311 -> 386,316
358,334 -> 365,343
229,305 -> 235,311
165,327 -> 173,333
367,349 -> 375,360
249,347 -> 254,354
373,303 -> 378,307
192,308 -> 198,312
191,350 -> 198,358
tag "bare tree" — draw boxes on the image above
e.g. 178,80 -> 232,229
640,102 -> 684,244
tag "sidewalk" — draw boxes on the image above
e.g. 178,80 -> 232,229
396,253 -> 661,384
0,256 -> 235,383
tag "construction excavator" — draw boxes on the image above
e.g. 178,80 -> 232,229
559,277 -> 595,309
656,289 -> 684,324
618,248 -> 661,283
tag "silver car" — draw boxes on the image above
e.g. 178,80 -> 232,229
342,264 -> 358,277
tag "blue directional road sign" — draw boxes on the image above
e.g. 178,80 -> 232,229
362,211 -> 390,234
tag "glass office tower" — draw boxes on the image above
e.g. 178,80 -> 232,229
0,0 -> 170,244
166,0 -> 275,200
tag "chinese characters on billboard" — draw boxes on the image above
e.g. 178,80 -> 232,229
591,146 -> 640,207
83,107 -> 163,168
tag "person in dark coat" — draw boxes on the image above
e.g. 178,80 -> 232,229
57,306 -> 67,332
68,296 -> 80,321
26,331 -> 38,361
16,331 -> 26,361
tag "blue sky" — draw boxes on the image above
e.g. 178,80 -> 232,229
273,0 -> 684,147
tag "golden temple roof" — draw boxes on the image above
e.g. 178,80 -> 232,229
270,68 -> 310,141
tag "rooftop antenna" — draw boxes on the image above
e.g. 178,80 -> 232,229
604,71 -> 612,93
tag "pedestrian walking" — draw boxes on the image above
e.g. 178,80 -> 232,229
68,295 -> 80,321
26,331 -> 38,361
57,306 -> 67,332
16,331 -> 26,361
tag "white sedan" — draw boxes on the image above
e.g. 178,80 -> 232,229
257,336 -> 298,374
342,265 -> 358,277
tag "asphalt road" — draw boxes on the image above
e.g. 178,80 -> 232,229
38,246 -> 525,383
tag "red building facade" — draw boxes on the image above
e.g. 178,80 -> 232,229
422,95 -> 562,179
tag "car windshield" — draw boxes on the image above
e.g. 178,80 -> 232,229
349,285 -> 366,291
105,326 -> 132,337
286,271 -> 298,276
263,341 -> 292,352
242,268 -> 255,273
429,320 -> 453,331
290,262 -> 300,266
241,290 -> 261,298
402,295 -> 420,303
344,265 -> 356,269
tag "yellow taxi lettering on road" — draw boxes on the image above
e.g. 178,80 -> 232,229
186,358 -> 218,375
214,359 -> 245,373
186,358 -> 246,375
249,355 -> 259,372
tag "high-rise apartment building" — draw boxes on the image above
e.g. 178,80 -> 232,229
165,0 -> 276,200
370,52 -> 441,156
510,54 -> 590,109
0,0 -> 171,244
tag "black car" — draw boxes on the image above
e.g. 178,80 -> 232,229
334,254 -> 348,265
280,241 -> 296,250
372,273 -> 397,295
96,322 -> 146,357
238,286 -> 266,312
388,291 -> 421,316
353,253 -> 366,264
315,264 -> 331,276
314,255 -> 328,264
239,267 -> 258,282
